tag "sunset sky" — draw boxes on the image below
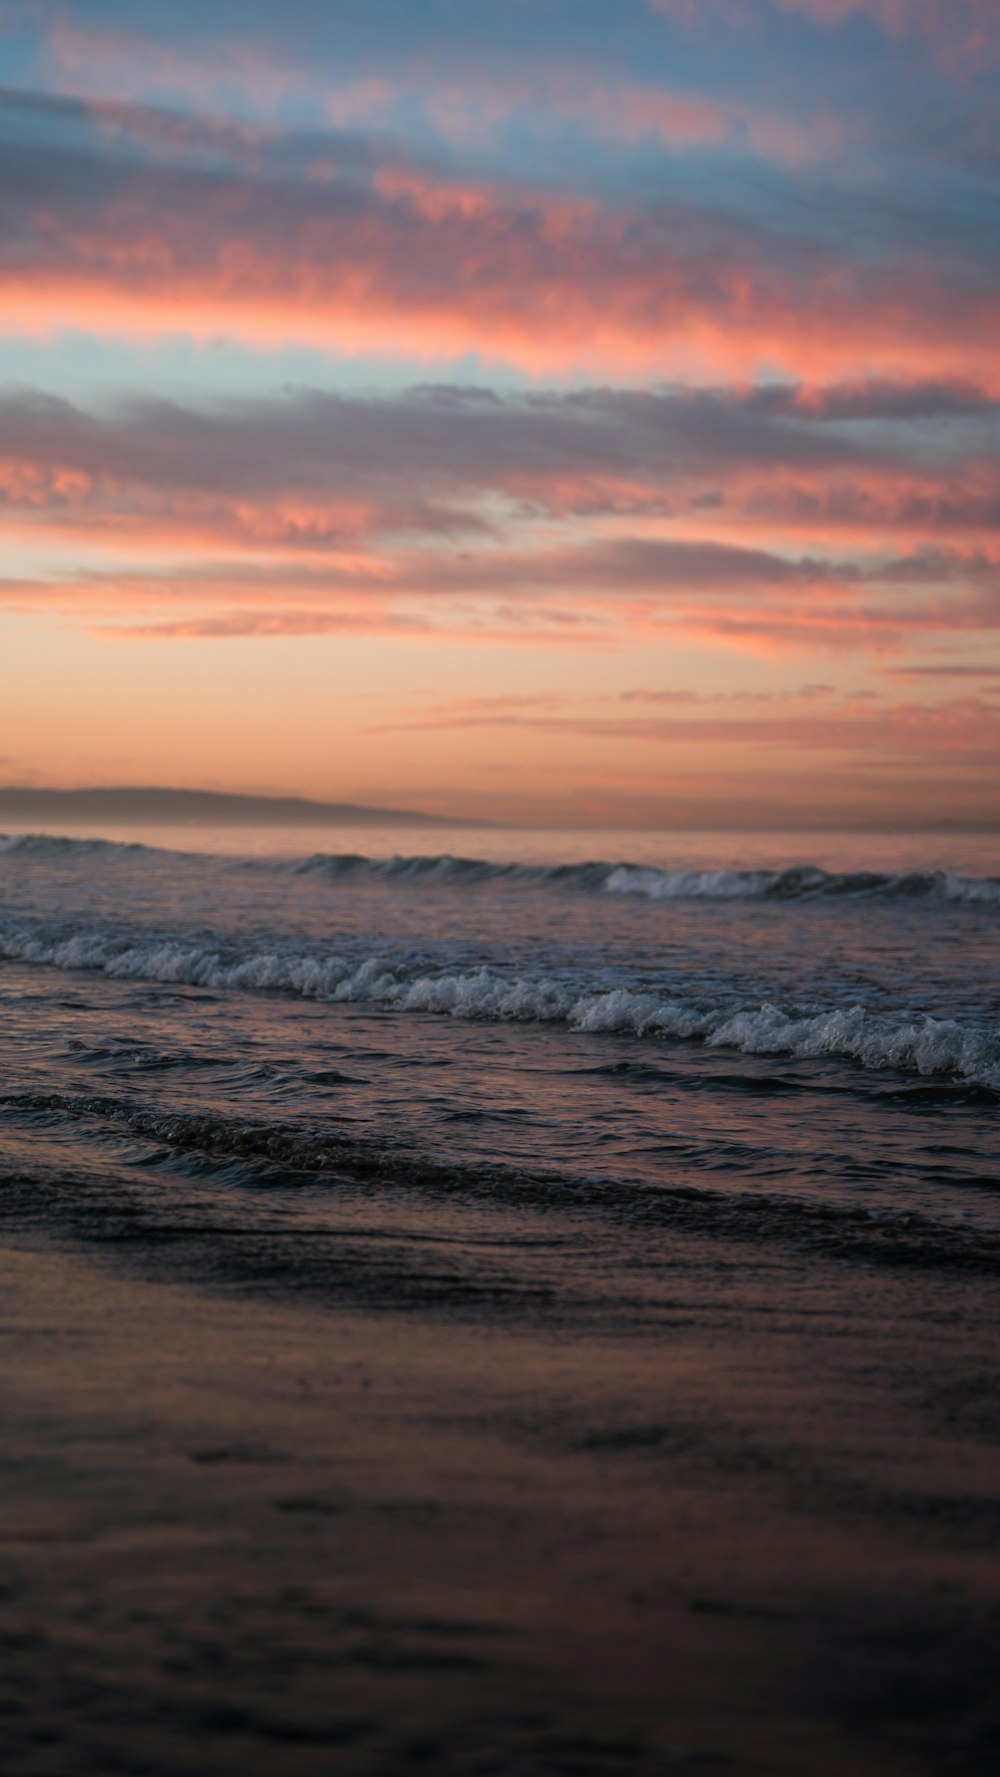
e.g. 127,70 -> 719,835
2,0 -> 999,827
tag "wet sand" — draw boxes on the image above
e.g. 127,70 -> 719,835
0,1175 -> 998,1777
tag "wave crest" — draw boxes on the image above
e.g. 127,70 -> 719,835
2,918 -> 997,1088
292,852 -> 1000,905
3,835 -> 998,904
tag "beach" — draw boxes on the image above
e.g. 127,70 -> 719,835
1,1162 -> 998,1776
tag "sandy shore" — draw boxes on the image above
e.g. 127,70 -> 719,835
0,1177 -> 998,1776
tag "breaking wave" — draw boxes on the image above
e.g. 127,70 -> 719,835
2,917 -> 997,1088
282,852 -> 1000,904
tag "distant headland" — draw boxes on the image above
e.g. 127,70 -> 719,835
0,788 -> 477,827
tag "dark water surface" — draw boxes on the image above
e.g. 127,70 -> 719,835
1,824 -> 997,1239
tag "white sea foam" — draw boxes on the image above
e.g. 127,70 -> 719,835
2,918 -> 997,1087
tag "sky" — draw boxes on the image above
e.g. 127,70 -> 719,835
1,0 -> 999,828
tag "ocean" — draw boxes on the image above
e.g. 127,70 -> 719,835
1,823 -> 997,1245
3,822 -> 1000,1775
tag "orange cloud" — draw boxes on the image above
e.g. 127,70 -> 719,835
7,260 -> 997,391
1,530 -> 996,666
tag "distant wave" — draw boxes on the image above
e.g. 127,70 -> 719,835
0,833 -> 154,858
2,917 -> 997,1087
287,851 -> 1000,905
4,832 -> 999,905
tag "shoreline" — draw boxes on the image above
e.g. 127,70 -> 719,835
1,1154 -> 998,1775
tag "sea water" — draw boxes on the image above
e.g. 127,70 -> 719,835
1,825 -> 997,1241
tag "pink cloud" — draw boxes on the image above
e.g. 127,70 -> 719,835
780,0 -> 994,44
2,380 -> 998,573
652,1 -> 1000,73
43,17 -> 840,168
46,18 -> 299,113
371,695 -> 1000,761
1,530 -> 996,664
3,75 -> 996,384
4,168 -> 999,386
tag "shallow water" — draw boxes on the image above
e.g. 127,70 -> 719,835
1,824 -> 998,1237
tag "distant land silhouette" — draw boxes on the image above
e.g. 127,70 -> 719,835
0,788 -> 478,827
